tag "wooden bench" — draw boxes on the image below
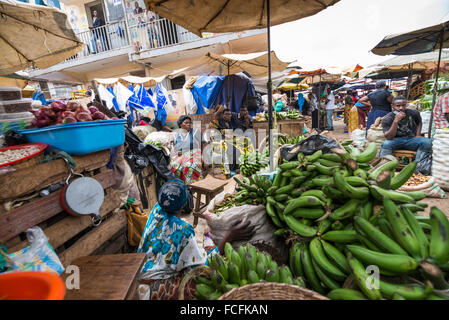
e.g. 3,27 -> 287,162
61,253 -> 146,300
392,150 -> 416,169
189,176 -> 228,228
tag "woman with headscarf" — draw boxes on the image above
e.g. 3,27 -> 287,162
297,92 -> 305,114
137,179 -> 254,300
170,115 -> 204,184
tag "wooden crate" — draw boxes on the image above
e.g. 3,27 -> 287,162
252,119 -> 305,146
0,151 -> 129,268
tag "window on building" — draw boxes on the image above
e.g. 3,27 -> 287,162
170,75 -> 186,90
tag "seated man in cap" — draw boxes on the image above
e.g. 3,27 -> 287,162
380,96 -> 432,168
137,178 -> 254,300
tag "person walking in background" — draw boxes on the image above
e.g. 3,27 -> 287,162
355,94 -> 371,129
325,87 -> 335,131
308,92 -> 319,131
297,92 -> 305,114
344,90 -> 355,133
359,80 -> 394,130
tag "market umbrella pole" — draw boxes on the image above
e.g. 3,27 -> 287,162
267,0 -> 274,171
428,30 -> 444,138
405,63 -> 413,99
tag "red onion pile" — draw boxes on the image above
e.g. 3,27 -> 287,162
30,101 -> 111,128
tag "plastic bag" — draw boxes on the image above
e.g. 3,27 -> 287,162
183,85 -> 198,115
126,205 -> 149,247
124,126 -> 174,180
416,151 -> 432,176
203,191 -> 284,251
280,134 -> 340,161
350,129 -> 366,149
5,226 -> 64,273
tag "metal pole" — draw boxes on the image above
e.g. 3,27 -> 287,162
428,29 -> 444,138
405,63 -> 413,99
318,73 -> 322,130
267,0 -> 274,171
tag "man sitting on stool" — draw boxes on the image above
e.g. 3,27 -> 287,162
380,96 -> 432,168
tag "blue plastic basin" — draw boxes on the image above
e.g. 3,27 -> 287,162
17,119 -> 126,155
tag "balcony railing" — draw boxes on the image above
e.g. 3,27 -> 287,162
67,20 -> 130,61
66,17 -> 201,63
127,18 -> 200,51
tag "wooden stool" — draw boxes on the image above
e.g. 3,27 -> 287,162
189,176 -> 228,228
392,150 -> 416,169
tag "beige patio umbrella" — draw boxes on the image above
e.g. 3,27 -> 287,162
144,0 -> 340,169
0,0 -> 85,75
189,51 -> 291,78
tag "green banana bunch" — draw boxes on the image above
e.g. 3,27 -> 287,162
194,242 -> 301,300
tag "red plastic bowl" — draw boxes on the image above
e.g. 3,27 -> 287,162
0,271 -> 66,300
0,142 -> 47,168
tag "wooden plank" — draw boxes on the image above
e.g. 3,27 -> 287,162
8,189 -> 121,252
0,170 -> 116,244
58,210 -> 127,267
61,253 -> 146,300
92,229 -> 127,256
0,150 -> 111,201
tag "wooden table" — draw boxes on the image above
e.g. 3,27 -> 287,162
62,253 -> 146,300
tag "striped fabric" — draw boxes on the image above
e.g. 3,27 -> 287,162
434,92 -> 449,129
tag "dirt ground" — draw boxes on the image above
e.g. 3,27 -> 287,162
181,118 -> 449,248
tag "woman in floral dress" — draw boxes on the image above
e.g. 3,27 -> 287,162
137,179 -> 254,300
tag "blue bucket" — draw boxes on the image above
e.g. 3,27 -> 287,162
17,119 -> 126,155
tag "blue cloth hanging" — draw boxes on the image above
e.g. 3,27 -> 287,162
212,73 -> 256,114
155,84 -> 168,126
107,85 -> 120,111
190,76 -> 225,115
137,84 -> 155,109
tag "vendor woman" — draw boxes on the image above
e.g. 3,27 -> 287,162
137,179 -> 254,300
170,115 -> 204,184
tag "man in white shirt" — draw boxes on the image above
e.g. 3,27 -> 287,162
325,88 -> 335,131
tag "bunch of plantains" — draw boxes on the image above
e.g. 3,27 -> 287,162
264,142 -> 449,300
193,243 -> 304,300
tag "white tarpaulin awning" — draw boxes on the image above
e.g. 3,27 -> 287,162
94,75 -> 167,85
0,0 -> 85,75
181,51 -> 291,78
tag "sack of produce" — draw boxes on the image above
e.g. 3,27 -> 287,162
204,191 -> 284,252
431,129 -> 449,190
350,129 -> 366,149
398,174 -> 447,198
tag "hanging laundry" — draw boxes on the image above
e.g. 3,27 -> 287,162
115,82 -> 134,112
97,84 -> 115,110
107,85 -> 120,111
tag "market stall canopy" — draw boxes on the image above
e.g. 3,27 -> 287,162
252,71 -> 289,93
0,71 -> 30,88
0,0 -> 85,75
368,49 -> 449,75
277,82 -> 309,91
143,0 -> 340,37
371,20 -> 449,56
193,51 -> 291,78
300,73 -> 342,85
94,75 -> 167,87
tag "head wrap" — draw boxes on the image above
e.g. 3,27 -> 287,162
158,179 -> 189,213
